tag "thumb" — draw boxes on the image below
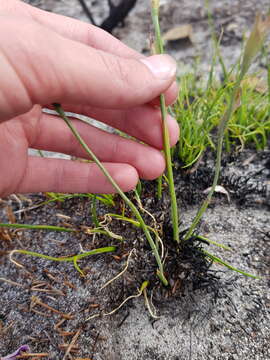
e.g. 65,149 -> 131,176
0,17 -> 176,120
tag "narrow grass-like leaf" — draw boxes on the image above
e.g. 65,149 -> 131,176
0,222 -> 122,240
91,195 -> 100,227
196,235 -> 232,251
10,247 -> 116,276
0,223 -> 75,232
202,250 -> 259,279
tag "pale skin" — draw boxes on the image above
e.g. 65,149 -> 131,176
0,0 -> 179,198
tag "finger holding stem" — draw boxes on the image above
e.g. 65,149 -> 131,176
53,103 -> 168,286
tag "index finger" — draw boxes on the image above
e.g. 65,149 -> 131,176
9,0 -> 141,59
28,1 -> 179,104
7,0 -> 177,105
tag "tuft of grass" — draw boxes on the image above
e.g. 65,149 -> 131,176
184,13 -> 270,241
227,80 -> 270,151
174,73 -> 217,167
174,68 -> 270,168
173,11 -> 270,167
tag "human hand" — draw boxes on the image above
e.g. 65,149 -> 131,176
0,0 -> 179,198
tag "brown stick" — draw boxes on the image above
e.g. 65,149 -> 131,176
16,354 -> 48,359
62,329 -> 81,360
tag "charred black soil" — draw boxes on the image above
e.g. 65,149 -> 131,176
0,149 -> 269,359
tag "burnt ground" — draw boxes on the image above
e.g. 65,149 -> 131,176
0,149 -> 269,360
1,1 -> 270,359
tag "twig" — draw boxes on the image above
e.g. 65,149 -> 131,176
103,281 -> 149,316
77,0 -> 96,25
31,296 -> 74,319
62,329 -> 81,360
101,0 -> 137,33
16,354 -> 48,359
100,249 -> 135,289
143,288 -> 159,319
90,331 -> 100,360
0,277 -> 24,288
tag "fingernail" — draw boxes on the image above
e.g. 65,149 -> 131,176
167,114 -> 178,132
167,114 -> 177,124
140,54 -> 177,80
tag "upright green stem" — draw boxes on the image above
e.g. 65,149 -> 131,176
160,95 -> 179,243
184,77 -> 243,241
151,2 -> 179,243
267,50 -> 270,118
53,104 -> 168,285
91,195 -> 100,227
156,175 -> 162,200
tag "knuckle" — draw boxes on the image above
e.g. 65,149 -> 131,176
53,161 -> 65,192
98,51 -> 132,90
110,137 -> 122,162
114,57 -> 130,85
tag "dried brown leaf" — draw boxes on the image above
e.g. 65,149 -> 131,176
163,25 -> 193,43
203,185 -> 231,202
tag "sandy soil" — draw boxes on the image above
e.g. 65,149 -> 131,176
0,1 -> 269,359
24,0 -> 270,75
0,149 -> 269,360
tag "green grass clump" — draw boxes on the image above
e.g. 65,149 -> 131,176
174,67 -> 270,168
227,80 -> 270,151
183,13 -> 270,241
